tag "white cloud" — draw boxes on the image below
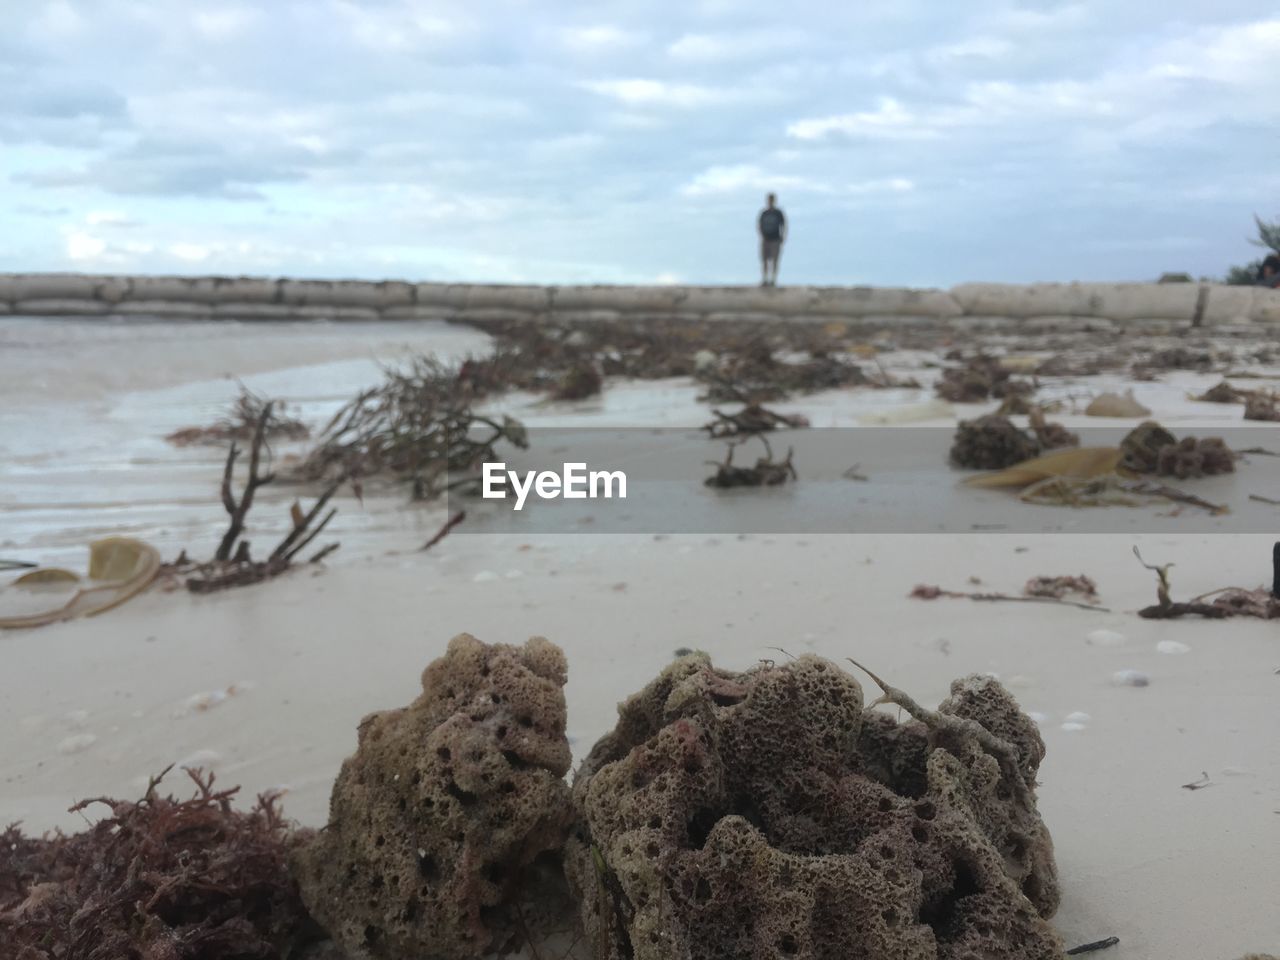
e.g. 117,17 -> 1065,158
665,29 -> 808,63
193,7 -> 260,40
84,210 -> 132,227
170,242 -> 212,262
787,98 -> 941,141
681,164 -> 913,198
582,78 -> 735,108
561,25 -> 639,52
329,0 -> 457,52
64,229 -> 105,262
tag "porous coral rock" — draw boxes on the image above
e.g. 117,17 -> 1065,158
293,634 -> 574,960
949,415 -> 1040,470
1244,394 -> 1280,421
565,654 -> 1063,960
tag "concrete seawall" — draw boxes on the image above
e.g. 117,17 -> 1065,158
3,272 -> 1279,332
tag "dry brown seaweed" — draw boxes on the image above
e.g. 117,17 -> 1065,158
0,767 -> 323,960
165,385 -> 310,447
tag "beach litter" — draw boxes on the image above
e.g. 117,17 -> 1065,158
0,537 -> 161,630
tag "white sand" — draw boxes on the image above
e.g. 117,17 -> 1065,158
2,317 -> 1279,959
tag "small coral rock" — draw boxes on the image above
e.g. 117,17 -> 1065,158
950,415 -> 1040,470
293,634 -> 574,960
1244,394 -> 1280,421
566,654 -> 1063,960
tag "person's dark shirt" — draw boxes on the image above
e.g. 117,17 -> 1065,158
759,208 -> 785,241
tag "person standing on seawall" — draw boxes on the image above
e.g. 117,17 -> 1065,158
758,193 -> 786,287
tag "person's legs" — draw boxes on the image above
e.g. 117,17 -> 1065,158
770,243 -> 782,286
761,240 -> 780,286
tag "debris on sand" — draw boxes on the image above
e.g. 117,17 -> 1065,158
935,355 -> 1035,403
1024,575 -> 1099,603
1085,390 -> 1150,418
165,385 -> 310,447
697,338 -> 868,404
553,363 -> 603,401
705,436 -> 796,488
1133,547 -> 1280,619
1131,346 -> 1215,379
0,537 -> 161,630
296,356 -> 528,500
1066,935 -> 1121,954
965,447 -> 1126,490
950,415 -> 1040,470
1120,422 -> 1234,479
464,315 -> 882,403
169,403 -> 345,593
292,634 -> 574,960
1194,380 -> 1249,404
951,410 -> 1080,471
704,404 -> 809,438
964,444 -> 1228,514
0,767 -> 323,959
1244,394 -> 1280,421
564,653 -> 1064,960
912,582 -> 1108,613
1028,408 -> 1079,451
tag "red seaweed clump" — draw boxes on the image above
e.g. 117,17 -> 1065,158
0,768 -> 323,960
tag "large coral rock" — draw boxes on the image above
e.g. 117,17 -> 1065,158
293,634 -> 574,960
566,654 -> 1062,960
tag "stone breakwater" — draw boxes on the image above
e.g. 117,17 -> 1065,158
2,272 -> 1279,332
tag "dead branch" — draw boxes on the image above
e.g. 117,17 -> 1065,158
705,435 -> 796,488
1133,546 -> 1230,619
1066,936 -> 1120,955
703,403 -> 808,438
215,403 -> 276,562
846,658 -> 1032,806
911,583 -> 1110,613
423,510 -> 466,551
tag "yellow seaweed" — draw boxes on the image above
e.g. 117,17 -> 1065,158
0,537 -> 161,630
963,447 -> 1128,489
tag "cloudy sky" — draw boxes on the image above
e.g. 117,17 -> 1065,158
2,1 -> 1277,286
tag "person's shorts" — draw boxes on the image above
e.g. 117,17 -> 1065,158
761,238 -> 782,262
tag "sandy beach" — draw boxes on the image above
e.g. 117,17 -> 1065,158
3,314 -> 1279,959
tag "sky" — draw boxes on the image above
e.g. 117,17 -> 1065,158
2,0 -> 1278,287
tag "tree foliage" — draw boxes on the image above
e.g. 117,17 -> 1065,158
1223,214 -> 1280,285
